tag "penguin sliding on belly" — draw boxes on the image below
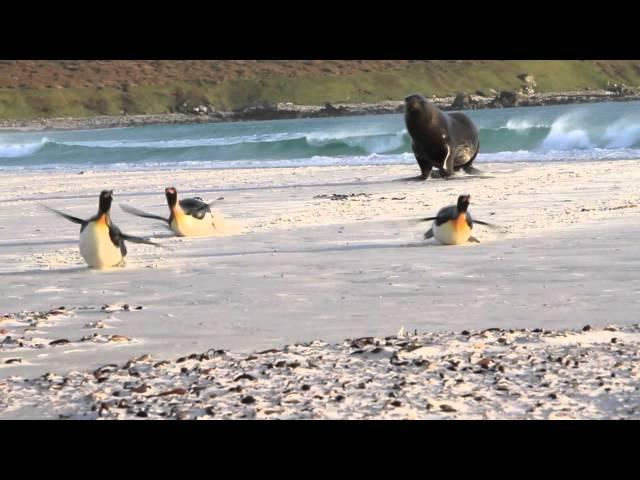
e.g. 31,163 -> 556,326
121,187 -> 219,237
420,194 -> 498,245
43,190 -> 162,269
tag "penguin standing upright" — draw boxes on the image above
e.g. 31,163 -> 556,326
43,190 -> 161,269
420,194 -> 497,245
120,187 -> 219,237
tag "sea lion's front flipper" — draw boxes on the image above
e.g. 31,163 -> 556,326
400,174 -> 431,182
435,168 -> 457,180
400,164 -> 432,182
443,144 -> 454,176
463,164 -> 484,175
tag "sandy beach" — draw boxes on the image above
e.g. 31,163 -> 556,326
1,160 -> 640,419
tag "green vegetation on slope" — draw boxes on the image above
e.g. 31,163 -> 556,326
0,60 -> 639,120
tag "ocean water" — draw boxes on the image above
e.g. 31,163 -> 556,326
1,101 -> 640,171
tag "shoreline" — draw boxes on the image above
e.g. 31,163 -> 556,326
1,90 -> 639,132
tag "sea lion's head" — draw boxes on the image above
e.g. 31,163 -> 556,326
404,94 -> 429,114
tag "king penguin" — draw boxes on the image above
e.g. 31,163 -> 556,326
420,194 -> 498,245
43,190 -> 162,269
120,187 -> 218,237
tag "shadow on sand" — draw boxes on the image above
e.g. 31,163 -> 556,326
174,239 -> 459,261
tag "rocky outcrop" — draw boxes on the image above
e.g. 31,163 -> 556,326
451,93 -> 469,109
518,73 -> 537,96
450,93 -> 492,110
325,101 -> 405,116
489,90 -> 523,108
233,102 -> 325,120
231,101 -> 404,121
605,81 -> 634,95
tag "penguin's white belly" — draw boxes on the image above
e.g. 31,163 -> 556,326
171,211 -> 216,237
79,221 -> 122,269
433,218 -> 472,245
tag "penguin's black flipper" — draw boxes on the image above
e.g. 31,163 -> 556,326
473,220 -> 500,229
418,216 -> 437,223
41,204 -> 87,226
120,204 -> 170,224
157,222 -> 173,232
424,228 -> 434,240
106,221 -> 164,249
119,232 -> 165,248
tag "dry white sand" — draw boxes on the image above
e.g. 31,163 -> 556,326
1,160 -> 640,418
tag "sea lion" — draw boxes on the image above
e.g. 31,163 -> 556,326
404,94 -> 482,180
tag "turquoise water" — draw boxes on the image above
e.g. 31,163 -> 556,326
1,101 -> 640,170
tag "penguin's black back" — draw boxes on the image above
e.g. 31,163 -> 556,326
179,197 -> 211,220
434,205 -> 473,228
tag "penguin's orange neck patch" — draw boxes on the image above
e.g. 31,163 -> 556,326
97,214 -> 108,226
455,213 -> 468,230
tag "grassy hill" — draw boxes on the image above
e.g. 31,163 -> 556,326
1,60 -> 639,119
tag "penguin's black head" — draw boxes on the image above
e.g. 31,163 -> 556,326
404,94 -> 428,114
165,187 -> 178,208
457,194 -> 471,212
98,190 -> 113,214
